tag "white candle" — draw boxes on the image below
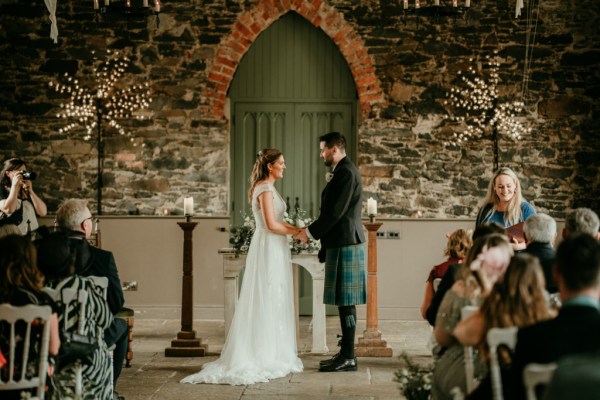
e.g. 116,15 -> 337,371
434,0 -> 440,6
415,0 -> 420,9
465,0 -> 471,7
403,0 -> 408,9
104,0 -> 109,5
452,0 -> 458,6
183,197 -> 194,216
93,0 -> 100,10
367,197 -> 377,216
155,0 -> 161,12
143,0 -> 148,7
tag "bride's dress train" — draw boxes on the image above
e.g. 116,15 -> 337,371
181,183 -> 303,385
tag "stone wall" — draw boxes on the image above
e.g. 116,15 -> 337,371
0,0 -> 598,218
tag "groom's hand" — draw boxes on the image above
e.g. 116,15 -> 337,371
294,228 -> 309,245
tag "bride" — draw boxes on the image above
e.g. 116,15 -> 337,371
181,148 -> 304,385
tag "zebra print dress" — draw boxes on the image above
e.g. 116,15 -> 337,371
48,275 -> 113,400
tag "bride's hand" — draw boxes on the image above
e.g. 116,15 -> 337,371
294,228 -> 308,245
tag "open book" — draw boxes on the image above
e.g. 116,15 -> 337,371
506,221 -> 525,243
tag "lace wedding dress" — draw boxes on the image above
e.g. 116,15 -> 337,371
181,183 -> 303,385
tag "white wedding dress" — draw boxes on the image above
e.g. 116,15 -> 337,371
181,183 -> 303,385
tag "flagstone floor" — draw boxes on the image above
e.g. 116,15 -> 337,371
116,316 -> 432,400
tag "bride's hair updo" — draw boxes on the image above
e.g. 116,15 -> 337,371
247,148 -> 282,203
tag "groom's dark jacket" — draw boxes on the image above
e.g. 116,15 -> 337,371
308,156 -> 365,249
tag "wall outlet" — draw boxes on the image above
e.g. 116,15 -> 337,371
387,231 -> 400,239
122,281 -> 138,291
376,231 -> 386,239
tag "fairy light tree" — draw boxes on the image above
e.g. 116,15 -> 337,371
445,51 -> 532,171
49,50 -> 152,215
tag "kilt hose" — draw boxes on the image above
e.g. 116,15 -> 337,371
323,244 -> 366,306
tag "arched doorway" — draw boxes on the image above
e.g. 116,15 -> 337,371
229,11 -> 358,314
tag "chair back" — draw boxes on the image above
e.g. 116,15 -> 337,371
0,303 -> 52,399
487,326 -> 518,400
523,362 -> 557,400
461,305 -> 479,394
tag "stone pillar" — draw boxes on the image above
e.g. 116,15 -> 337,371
165,221 -> 207,357
355,221 -> 393,357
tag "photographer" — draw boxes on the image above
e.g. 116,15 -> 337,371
0,158 -> 47,235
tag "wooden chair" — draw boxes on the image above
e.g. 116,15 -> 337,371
523,362 -> 557,400
87,219 -> 135,368
487,326 -> 518,400
0,304 -> 52,400
461,305 -> 479,394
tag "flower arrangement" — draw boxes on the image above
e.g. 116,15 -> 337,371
229,208 -> 320,254
229,213 -> 255,253
284,208 -> 321,254
394,352 -> 433,400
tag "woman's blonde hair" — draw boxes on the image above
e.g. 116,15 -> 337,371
444,228 -> 473,260
247,148 -> 282,203
478,253 -> 550,356
480,167 -> 524,226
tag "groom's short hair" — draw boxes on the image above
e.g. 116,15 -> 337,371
320,131 -> 346,151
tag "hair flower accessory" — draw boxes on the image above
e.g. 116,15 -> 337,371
325,172 -> 334,183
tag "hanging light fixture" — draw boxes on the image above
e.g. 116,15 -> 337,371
93,0 -> 161,28
400,0 -> 471,24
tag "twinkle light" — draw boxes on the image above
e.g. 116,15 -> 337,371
49,49 -> 152,148
444,51 -> 532,149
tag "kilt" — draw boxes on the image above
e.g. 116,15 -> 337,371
323,244 -> 366,306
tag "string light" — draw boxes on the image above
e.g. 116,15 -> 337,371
444,51 -> 532,147
49,49 -> 151,147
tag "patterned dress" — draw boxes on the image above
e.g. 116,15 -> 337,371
48,275 -> 113,400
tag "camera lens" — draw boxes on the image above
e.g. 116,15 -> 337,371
21,171 -> 37,181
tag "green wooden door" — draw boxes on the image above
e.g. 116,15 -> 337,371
229,11 -> 357,315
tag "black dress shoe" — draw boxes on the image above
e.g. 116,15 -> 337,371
318,356 -> 357,372
319,352 -> 341,367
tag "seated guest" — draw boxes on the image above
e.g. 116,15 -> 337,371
512,234 -> 600,400
542,351 -> 600,400
563,207 -> 600,239
454,254 -> 551,399
0,223 -> 21,239
523,213 -> 558,293
421,228 -> 472,320
55,199 -> 127,400
0,234 -> 60,400
37,233 -> 113,400
425,222 -> 506,326
432,234 -> 514,400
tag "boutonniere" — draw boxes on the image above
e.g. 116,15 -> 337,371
325,172 -> 334,183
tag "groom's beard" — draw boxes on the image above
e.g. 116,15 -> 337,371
323,156 -> 334,167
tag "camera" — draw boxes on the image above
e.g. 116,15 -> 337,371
21,171 -> 37,181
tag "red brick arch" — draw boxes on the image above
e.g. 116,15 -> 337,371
205,0 -> 385,118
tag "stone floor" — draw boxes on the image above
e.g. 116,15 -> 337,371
116,317 -> 432,400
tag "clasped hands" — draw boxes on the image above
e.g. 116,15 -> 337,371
294,227 -> 309,246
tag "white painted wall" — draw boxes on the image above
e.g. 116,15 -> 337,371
38,216 -> 563,321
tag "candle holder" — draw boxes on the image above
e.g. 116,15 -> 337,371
368,214 -> 376,223
185,214 -> 192,223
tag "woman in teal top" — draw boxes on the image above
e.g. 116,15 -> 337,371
476,167 -> 536,250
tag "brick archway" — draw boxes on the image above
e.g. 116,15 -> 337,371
205,0 -> 385,118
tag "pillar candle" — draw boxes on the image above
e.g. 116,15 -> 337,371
104,0 -> 109,5
465,0 -> 471,6
143,0 -> 148,7
367,197 -> 377,216
183,197 -> 194,216
452,0 -> 458,6
93,0 -> 100,10
403,0 -> 408,9
155,0 -> 161,12
434,0 -> 440,6
415,0 -> 420,9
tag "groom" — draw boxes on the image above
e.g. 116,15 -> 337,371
296,131 -> 366,372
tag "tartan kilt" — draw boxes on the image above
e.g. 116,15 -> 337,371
323,244 -> 366,306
